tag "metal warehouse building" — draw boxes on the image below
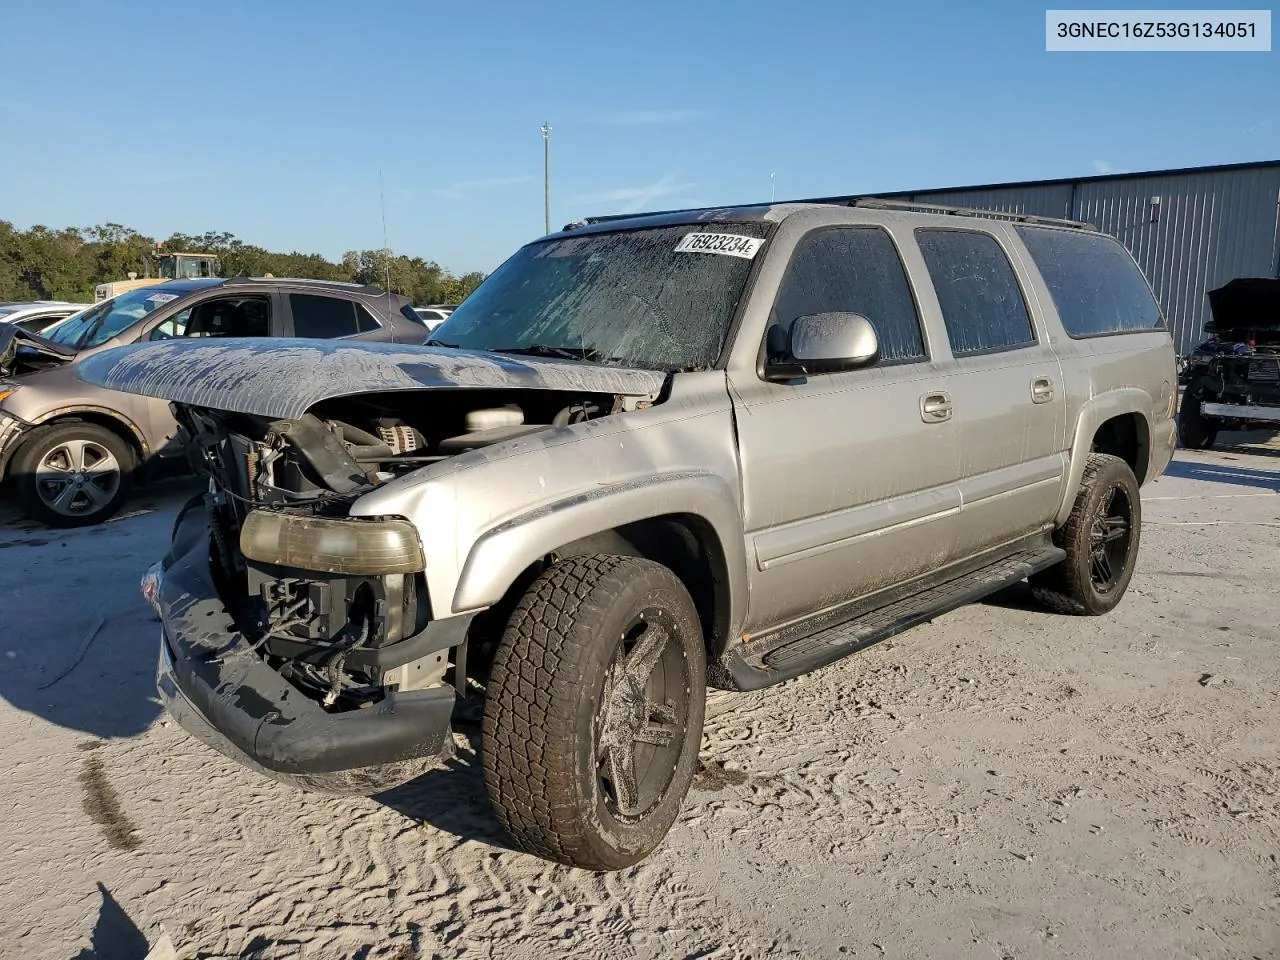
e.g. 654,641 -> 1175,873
814,160 -> 1280,357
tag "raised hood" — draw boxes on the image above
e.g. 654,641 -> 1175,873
1206,277 -> 1280,335
0,324 -> 76,377
75,338 -> 668,420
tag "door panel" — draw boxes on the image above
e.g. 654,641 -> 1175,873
912,228 -> 1067,553
734,368 -> 961,630
731,225 -> 963,633
947,351 -> 1065,548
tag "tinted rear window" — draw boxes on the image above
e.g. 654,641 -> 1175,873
916,229 -> 1035,355
356,303 -> 381,332
1015,226 -> 1164,337
291,294 -> 360,338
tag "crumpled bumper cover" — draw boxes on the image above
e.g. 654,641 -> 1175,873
0,411 -> 30,475
155,505 -> 455,776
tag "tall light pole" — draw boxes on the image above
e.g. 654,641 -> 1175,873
541,122 -> 552,234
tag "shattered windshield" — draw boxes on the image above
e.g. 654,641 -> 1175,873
432,224 -> 769,371
42,287 -> 182,351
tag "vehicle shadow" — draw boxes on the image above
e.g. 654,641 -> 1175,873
374,717 -> 515,852
0,478 -> 199,739
1161,458 -> 1280,491
980,581 -> 1045,613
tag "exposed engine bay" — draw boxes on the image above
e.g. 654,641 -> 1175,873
1183,277 -> 1280,416
178,387 -> 649,714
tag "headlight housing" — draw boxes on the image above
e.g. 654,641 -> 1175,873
240,512 -> 425,575
0,383 -> 19,404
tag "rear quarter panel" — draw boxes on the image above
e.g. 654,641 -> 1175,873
1003,229 -> 1177,522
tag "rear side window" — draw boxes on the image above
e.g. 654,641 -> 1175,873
916,230 -> 1035,356
1015,226 -> 1164,337
401,305 -> 426,326
768,227 -> 926,364
356,303 -> 381,332
290,294 -> 365,338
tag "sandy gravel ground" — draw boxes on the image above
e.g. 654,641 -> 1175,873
0,441 -> 1277,960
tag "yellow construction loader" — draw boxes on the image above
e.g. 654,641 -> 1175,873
94,246 -> 221,302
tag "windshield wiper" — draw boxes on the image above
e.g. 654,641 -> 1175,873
490,344 -> 608,362
424,338 -> 457,347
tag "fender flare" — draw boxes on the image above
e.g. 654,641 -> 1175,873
450,470 -> 749,650
1056,388 -> 1153,526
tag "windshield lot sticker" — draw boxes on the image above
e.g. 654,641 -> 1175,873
146,293 -> 179,304
675,233 -> 765,259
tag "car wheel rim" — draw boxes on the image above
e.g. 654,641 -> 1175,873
1089,485 -> 1132,594
34,439 -> 121,517
595,608 -> 689,821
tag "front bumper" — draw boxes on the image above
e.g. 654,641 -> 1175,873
155,505 -> 456,780
1201,401 -> 1280,423
0,411 -> 30,478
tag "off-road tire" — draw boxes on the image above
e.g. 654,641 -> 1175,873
11,422 -> 135,528
482,555 -> 707,871
1177,390 -> 1218,449
1031,453 -> 1141,616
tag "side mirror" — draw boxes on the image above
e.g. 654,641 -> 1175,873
764,312 -> 880,381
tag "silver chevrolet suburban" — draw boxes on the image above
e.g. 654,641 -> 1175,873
79,199 -> 1177,871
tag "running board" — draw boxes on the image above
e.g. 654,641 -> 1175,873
717,538 -> 1065,691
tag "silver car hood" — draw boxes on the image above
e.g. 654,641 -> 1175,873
75,338 -> 668,420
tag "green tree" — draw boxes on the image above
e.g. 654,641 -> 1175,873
0,220 -> 481,306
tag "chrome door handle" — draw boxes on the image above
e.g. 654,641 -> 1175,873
920,392 -> 953,423
1031,376 -> 1054,404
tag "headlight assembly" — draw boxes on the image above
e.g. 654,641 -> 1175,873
240,511 -> 425,575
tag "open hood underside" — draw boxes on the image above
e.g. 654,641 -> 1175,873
75,338 -> 668,420
1206,278 -> 1280,336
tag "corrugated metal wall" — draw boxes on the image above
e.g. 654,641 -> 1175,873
898,167 -> 1280,355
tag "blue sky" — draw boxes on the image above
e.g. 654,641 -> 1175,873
1,0 -> 1275,274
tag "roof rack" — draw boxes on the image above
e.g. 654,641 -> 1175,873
223,277 -> 383,293
848,197 -> 1094,230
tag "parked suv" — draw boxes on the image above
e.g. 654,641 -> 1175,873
0,278 -> 425,526
83,200 -> 1176,870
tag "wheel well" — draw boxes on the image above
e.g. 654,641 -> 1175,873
2,412 -> 145,484
42,413 -> 143,462
464,514 -> 731,683
1091,413 -> 1149,484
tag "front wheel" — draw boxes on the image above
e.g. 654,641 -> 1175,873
1178,391 -> 1218,449
482,555 -> 707,870
10,423 -> 135,528
1031,453 -> 1141,616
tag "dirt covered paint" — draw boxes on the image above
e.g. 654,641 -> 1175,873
75,339 -> 667,420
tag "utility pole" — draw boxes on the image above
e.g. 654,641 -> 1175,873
541,122 -> 552,234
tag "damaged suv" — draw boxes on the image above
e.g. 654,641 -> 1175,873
1179,277 -> 1280,449
81,199 -> 1176,870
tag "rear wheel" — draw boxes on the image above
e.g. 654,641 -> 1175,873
1178,391 -> 1218,449
11,423 -> 135,528
1031,453 -> 1141,616
482,555 -> 706,870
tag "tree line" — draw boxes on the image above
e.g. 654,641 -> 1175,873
0,221 -> 487,305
